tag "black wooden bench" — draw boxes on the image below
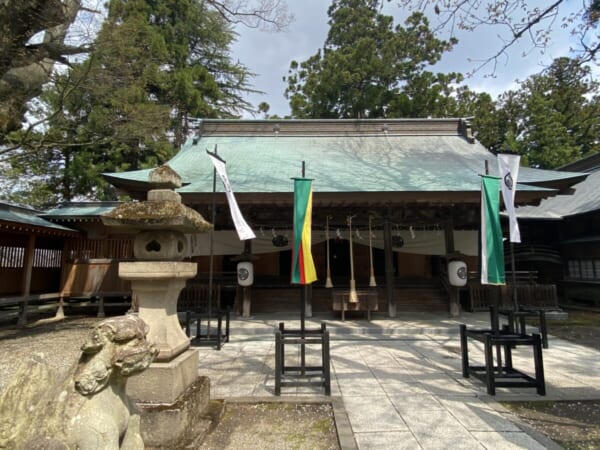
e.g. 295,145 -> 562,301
275,322 -> 331,396
1,292 -> 132,326
460,324 -> 545,396
185,308 -> 230,350
179,282 -> 232,350
495,307 -> 550,348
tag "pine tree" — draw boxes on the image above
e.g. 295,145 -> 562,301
3,0 -> 255,207
496,57 -> 599,168
284,0 -> 460,118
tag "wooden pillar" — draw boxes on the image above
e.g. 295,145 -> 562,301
444,219 -> 461,317
444,219 -> 455,253
18,234 -> 35,326
305,284 -> 313,318
242,240 -> 252,318
242,286 -> 252,318
383,222 -> 396,318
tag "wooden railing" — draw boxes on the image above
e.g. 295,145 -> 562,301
64,238 -> 133,261
177,282 -> 222,312
467,283 -> 558,311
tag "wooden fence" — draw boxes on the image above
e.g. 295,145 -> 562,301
467,283 -> 559,311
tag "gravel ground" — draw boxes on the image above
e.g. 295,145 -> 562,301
0,316 -> 102,392
0,316 -> 339,450
199,402 -> 339,450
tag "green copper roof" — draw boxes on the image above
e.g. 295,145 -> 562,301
517,168 -> 600,219
0,202 -> 75,231
43,202 -> 122,218
104,119 -> 585,194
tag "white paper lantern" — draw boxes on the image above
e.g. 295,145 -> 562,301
237,261 -> 254,286
448,260 -> 468,287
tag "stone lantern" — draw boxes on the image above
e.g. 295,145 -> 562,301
102,165 -> 212,447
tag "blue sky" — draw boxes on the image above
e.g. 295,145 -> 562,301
231,0 -> 588,117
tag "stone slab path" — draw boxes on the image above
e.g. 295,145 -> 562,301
194,312 -> 600,449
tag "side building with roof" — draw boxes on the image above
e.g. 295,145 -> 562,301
0,202 -> 79,323
515,152 -> 600,309
0,201 -> 136,325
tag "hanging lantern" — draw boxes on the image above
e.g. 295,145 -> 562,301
448,260 -> 468,287
272,234 -> 288,247
237,261 -> 254,286
392,235 -> 404,249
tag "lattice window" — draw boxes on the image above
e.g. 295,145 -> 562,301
567,260 -> 580,279
33,248 -> 62,268
0,246 -> 24,268
580,260 -> 594,279
64,238 -> 133,260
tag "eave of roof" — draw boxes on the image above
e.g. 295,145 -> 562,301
558,151 -> 600,173
516,170 -> 600,219
0,202 -> 78,235
42,201 -> 122,221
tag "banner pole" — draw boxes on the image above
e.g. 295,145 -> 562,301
300,161 -> 306,375
207,145 -> 219,339
325,216 -> 333,288
510,243 -> 519,311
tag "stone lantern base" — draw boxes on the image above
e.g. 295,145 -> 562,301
120,261 -> 211,447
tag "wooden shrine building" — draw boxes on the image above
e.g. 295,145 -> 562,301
98,118 -> 586,317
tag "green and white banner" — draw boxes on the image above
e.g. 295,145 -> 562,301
481,175 -> 505,285
498,153 -> 521,243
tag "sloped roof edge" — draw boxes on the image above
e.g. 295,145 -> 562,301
194,117 -> 472,138
0,202 -> 78,233
42,201 -> 123,220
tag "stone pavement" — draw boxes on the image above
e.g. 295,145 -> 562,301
194,312 -> 600,449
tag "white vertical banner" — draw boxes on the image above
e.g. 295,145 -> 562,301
498,153 -> 521,243
207,152 -> 256,241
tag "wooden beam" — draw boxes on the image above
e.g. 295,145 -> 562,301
18,234 -> 35,326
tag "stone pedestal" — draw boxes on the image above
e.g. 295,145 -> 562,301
119,261 -> 210,447
137,376 -> 213,449
127,349 -> 199,404
119,261 -> 196,361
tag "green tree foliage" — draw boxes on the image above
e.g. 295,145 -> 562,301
3,0 -> 255,207
0,0 -> 290,142
491,57 -> 599,168
285,0 -> 463,119
437,86 -> 499,151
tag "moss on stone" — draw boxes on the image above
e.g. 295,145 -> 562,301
148,165 -> 182,189
103,201 -> 212,233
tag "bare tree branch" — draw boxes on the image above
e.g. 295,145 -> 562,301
397,0 -> 599,75
1,0 -> 292,140
0,0 -> 85,137
208,0 -> 293,31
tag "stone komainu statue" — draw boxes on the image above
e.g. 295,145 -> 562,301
0,315 -> 158,449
